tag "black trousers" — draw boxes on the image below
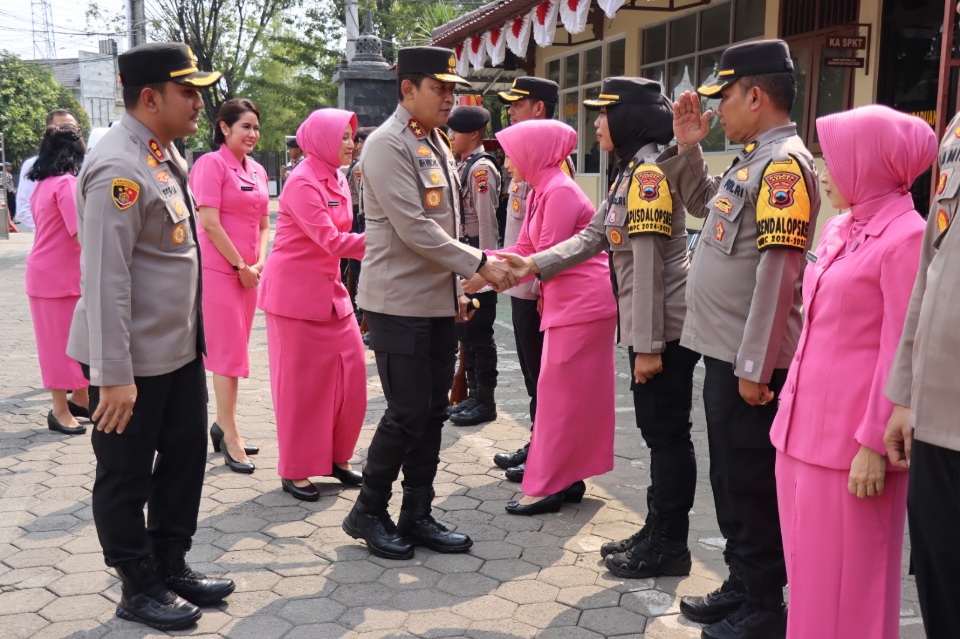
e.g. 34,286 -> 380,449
908,439 -> 960,637
455,290 -> 498,390
5,191 -> 15,218
510,296 -> 543,427
629,341 -> 700,519
702,356 -> 787,596
364,312 -> 456,492
85,357 -> 208,567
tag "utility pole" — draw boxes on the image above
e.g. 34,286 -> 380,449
0,133 -> 8,240
127,0 -> 147,49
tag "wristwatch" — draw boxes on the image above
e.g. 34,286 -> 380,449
232,259 -> 247,271
476,253 -> 487,273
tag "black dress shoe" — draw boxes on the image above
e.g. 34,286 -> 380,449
210,423 -> 259,455
47,411 -> 86,435
505,463 -> 525,482
505,490 -> 565,516
493,443 -> 529,469
67,399 -> 90,419
281,478 -> 320,501
343,488 -> 415,560
164,566 -> 236,607
680,576 -> 747,624
329,465 -> 362,486
221,450 -> 255,474
700,602 -> 787,639
115,557 -> 201,631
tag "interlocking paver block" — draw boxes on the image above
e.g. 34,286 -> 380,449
451,594 -> 518,621
579,606 -> 649,636
0,587 -> 56,614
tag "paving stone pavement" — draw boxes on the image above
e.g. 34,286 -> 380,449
0,223 -> 927,638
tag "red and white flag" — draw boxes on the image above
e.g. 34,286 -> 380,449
531,0 -> 560,48
485,26 -> 507,67
597,0 -> 626,19
559,0 -> 590,34
505,13 -> 532,58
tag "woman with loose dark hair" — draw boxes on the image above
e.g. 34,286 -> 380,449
25,123 -> 90,435
189,98 -> 270,473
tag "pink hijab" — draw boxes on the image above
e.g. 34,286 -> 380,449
296,108 -> 358,175
816,105 -> 936,217
495,120 -> 577,188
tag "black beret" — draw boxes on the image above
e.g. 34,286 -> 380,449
498,77 -> 560,104
584,77 -> 665,110
698,39 -> 794,97
447,106 -> 490,133
397,46 -> 470,87
118,42 -> 220,88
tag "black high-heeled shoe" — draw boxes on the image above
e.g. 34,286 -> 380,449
47,411 -> 86,435
221,449 -> 255,474
564,480 -> 586,503
505,490 -> 565,516
328,464 -> 362,486
66,399 -> 90,419
210,423 -> 259,455
281,478 -> 320,501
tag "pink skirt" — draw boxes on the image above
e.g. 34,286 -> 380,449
201,268 -> 258,377
28,295 -> 87,390
266,309 -> 366,479
522,316 -> 617,496
776,451 -> 907,639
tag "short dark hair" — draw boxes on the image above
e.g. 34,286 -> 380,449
397,73 -> 429,101
46,109 -> 74,125
541,100 -> 557,119
122,82 -> 167,110
27,124 -> 86,181
213,98 -> 261,146
740,72 -> 796,113
355,126 -> 376,142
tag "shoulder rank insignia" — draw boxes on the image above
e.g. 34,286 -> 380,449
736,167 -> 749,181
742,141 -> 757,155
408,119 -> 426,139
146,155 -> 159,168
756,156 -> 812,251
416,145 -> 431,157
938,209 -> 950,234
148,139 -> 165,161
112,179 -> 141,210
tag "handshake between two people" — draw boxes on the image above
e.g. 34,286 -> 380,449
462,253 -> 541,295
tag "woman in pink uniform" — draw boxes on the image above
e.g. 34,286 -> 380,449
770,105 -> 936,639
494,119 -> 617,515
190,98 -> 270,473
258,108 -> 366,502
26,124 -> 89,435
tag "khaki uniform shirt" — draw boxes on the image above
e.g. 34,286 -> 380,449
344,159 -> 362,210
886,111 -> 960,451
536,143 -> 688,353
658,124 -> 820,383
68,113 -> 202,386
458,147 -> 501,251
357,105 -> 483,317
503,156 -> 575,300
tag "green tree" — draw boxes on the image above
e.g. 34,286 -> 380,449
0,53 -> 90,168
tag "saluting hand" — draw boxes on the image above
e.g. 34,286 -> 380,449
478,258 -> 519,292
673,91 -> 713,149
93,384 -> 137,434
498,252 -> 539,281
883,404 -> 912,469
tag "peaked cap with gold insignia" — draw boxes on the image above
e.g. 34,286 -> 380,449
497,76 -> 560,104
118,42 -> 221,88
697,39 -> 794,98
397,46 -> 471,86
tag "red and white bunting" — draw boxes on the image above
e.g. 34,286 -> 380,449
531,0 -> 560,48
467,33 -> 487,71
455,41 -> 471,77
559,0 -> 590,34
597,0 -> 626,19
505,13 -> 532,58
485,26 -> 507,67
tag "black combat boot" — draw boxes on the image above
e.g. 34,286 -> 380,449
343,484 -> 415,560
680,571 -> 747,624
700,589 -> 786,639
600,498 -> 657,558
446,385 -> 477,417
449,385 -> 497,426
114,557 -> 201,630
604,512 -> 692,579
493,443 -> 529,470
397,483 -> 473,553
153,539 -> 235,607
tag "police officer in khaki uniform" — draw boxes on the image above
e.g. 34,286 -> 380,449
342,46 -> 517,561
67,42 -> 234,631
342,126 -> 374,324
884,109 -> 960,636
658,40 -> 820,639
447,106 -> 502,426
492,76 -> 573,481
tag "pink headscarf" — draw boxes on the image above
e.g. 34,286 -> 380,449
816,105 -> 937,217
296,108 -> 358,173
495,120 -> 577,188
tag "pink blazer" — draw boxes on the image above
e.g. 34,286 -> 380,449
498,168 -> 616,330
770,194 -> 923,470
258,158 -> 364,322
26,173 -> 80,298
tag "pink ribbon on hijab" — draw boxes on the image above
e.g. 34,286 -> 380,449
296,108 -> 358,188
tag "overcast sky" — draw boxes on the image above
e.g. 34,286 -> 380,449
0,0 -> 126,60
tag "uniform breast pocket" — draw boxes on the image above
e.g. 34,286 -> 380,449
933,166 -> 960,248
160,199 -> 194,252
700,191 -> 745,255
604,205 -> 630,252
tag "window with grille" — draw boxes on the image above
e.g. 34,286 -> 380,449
781,0 -> 859,38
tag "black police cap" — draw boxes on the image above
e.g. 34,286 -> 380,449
118,42 -> 221,88
447,106 -> 490,133
583,77 -> 665,110
285,137 -> 300,149
397,46 -> 471,87
698,39 -> 794,97
498,77 -> 560,105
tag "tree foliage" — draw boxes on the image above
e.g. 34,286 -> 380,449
0,53 -> 90,168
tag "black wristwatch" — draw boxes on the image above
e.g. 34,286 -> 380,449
476,253 -> 487,273
232,259 -> 247,271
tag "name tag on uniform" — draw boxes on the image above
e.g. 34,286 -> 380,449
805,251 -> 818,264
327,201 -> 340,207
240,185 -> 253,191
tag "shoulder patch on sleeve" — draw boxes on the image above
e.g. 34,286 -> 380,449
756,156 -> 812,251
625,164 -> 673,238
112,179 -> 141,210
